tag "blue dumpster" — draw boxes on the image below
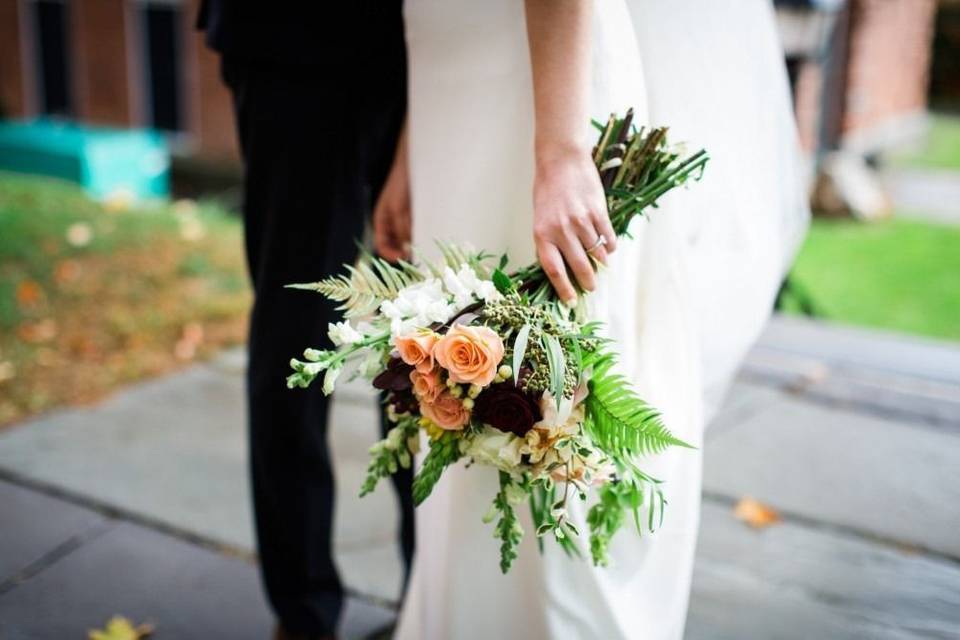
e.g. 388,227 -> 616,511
0,119 -> 170,200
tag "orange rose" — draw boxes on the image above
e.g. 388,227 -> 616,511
394,331 -> 440,373
410,368 -> 444,403
420,390 -> 470,431
433,324 -> 505,387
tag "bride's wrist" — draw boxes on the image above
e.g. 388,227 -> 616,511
534,138 -> 591,171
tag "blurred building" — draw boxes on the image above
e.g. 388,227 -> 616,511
0,0 -> 948,197
778,0 -> 939,156
0,0 -> 238,166
776,0 -> 942,218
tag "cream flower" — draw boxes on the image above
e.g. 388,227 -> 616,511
465,426 -> 524,471
328,321 -> 363,346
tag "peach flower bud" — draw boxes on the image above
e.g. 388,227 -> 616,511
410,369 -> 444,403
394,331 -> 440,373
421,390 -> 471,431
433,324 -> 505,387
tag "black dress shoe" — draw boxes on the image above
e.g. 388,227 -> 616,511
273,624 -> 336,640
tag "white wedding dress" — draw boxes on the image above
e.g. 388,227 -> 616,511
396,1 -> 809,638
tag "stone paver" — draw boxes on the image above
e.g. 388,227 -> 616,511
0,519 -> 273,640
0,481 -> 106,584
0,364 -> 254,550
0,490 -> 396,640
704,390 -> 960,558
2,315 -> 960,637
688,503 -> 960,639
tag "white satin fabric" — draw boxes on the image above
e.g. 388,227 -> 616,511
395,2 -> 808,638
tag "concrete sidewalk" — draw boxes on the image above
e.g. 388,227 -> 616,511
1,315 -> 959,639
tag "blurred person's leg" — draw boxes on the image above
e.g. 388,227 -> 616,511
221,55 -> 411,636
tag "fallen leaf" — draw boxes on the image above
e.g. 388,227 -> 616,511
178,217 -> 206,242
17,318 -> 58,344
16,280 -> 44,307
88,615 -> 154,640
173,198 -> 198,216
66,222 -> 94,247
53,259 -> 83,285
174,323 -> 203,361
102,188 -> 135,213
733,496 -> 781,529
0,361 -> 15,383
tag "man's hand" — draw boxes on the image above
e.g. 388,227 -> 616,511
373,123 -> 411,262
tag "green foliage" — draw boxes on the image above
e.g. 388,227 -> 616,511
360,417 -> 419,497
493,472 -> 524,574
543,334 -> 566,406
412,431 -> 462,506
287,253 -> 425,318
587,482 -> 627,566
787,218 -> 960,341
887,113 -> 960,171
511,324 -> 531,387
586,474 -> 664,566
492,268 -> 514,294
584,352 -> 693,457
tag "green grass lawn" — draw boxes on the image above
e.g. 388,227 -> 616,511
888,113 -> 960,171
0,172 -> 250,426
784,217 -> 960,342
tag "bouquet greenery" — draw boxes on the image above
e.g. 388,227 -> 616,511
287,111 -> 708,572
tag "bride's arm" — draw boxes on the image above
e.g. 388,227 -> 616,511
525,0 -> 616,304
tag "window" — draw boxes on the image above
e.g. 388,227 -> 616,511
138,0 -> 185,132
31,0 -> 73,116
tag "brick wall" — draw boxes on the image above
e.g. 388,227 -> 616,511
72,0 -> 132,126
0,1 -> 27,117
789,0 -> 937,154
0,0 -> 237,163
841,0 -> 937,147
184,0 -> 237,161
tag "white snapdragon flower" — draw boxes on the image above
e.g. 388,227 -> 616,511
475,280 -> 502,302
327,321 -> 363,346
443,263 -> 503,307
442,266 -> 475,308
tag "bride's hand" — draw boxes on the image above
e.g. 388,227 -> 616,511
533,144 -> 617,304
373,122 -> 411,262
524,0 -> 614,305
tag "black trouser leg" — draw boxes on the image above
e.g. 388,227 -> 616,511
222,55 -> 413,635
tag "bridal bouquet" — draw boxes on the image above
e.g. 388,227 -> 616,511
287,112 -> 708,572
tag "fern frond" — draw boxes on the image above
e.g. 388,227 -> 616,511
585,355 -> 693,458
286,253 -> 426,318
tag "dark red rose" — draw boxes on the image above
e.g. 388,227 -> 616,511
473,382 -> 542,437
389,390 -> 419,415
373,358 -> 414,391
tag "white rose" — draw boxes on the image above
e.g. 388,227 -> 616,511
465,426 -> 524,472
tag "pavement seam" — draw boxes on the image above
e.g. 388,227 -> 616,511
0,470 -> 398,611
738,370 -> 960,432
701,489 -> 960,568
0,467 -> 254,561
0,519 -> 113,596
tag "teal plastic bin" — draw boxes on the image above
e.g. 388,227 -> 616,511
0,119 -> 170,200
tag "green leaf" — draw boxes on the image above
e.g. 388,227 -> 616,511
584,352 -> 694,457
512,324 -> 532,387
543,334 -> 566,408
492,268 -> 514,295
